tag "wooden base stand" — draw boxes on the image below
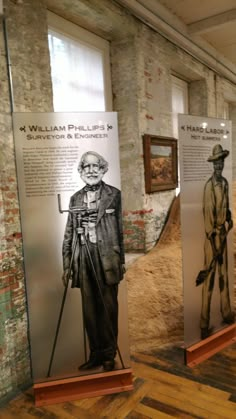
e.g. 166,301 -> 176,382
185,324 -> 236,367
34,368 -> 133,406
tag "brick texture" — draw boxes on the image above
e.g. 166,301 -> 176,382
0,0 -> 53,402
1,0 -> 236,403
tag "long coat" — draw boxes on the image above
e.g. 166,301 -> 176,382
62,182 -> 125,288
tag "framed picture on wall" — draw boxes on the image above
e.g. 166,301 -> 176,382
143,134 -> 178,193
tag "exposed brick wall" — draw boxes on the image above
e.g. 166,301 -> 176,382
123,210 -> 150,252
123,205 -> 172,253
0,122 -> 31,402
1,0 -> 236,404
0,0 -> 53,403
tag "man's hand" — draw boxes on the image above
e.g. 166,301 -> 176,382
62,269 -> 70,287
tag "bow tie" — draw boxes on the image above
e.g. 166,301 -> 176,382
84,183 -> 101,192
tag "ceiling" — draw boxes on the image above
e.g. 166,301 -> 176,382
156,0 -> 236,65
46,0 -> 236,83
114,0 -> 236,84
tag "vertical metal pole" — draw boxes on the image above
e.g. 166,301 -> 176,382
2,16 -> 15,113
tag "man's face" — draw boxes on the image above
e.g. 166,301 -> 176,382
213,158 -> 224,180
80,154 -> 105,186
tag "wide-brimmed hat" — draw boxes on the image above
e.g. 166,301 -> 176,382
207,144 -> 229,162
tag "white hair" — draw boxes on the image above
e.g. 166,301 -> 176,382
78,151 -> 109,173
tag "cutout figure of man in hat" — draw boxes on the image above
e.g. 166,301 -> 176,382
200,144 -> 235,339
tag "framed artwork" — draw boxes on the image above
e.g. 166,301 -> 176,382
143,134 -> 178,193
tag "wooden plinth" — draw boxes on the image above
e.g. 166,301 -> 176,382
34,368 -> 133,406
185,324 -> 236,367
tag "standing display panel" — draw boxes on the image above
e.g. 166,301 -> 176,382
13,112 -> 132,403
179,115 -> 235,353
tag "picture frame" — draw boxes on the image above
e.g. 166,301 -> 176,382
143,134 -> 178,193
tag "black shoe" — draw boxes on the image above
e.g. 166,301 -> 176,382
103,360 -> 115,372
78,355 -> 102,371
223,313 -> 235,324
201,327 -> 211,340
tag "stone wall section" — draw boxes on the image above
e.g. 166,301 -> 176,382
0,0 -> 53,403
1,0 -> 236,403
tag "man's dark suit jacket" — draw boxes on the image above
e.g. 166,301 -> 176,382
62,181 -> 125,288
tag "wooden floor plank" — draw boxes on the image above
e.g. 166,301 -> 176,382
167,379 -> 235,411
132,360 -> 231,400
142,393 -> 222,419
0,408 -> 19,419
105,381 -> 152,419
144,343 -> 236,395
135,402 -> 175,418
0,406 -> 42,419
90,377 -> 145,417
140,396 -> 203,419
125,408 -> 151,419
132,352 -> 236,397
1,344 -> 235,418
71,395 -> 102,409
133,362 -> 234,407
2,394 -> 51,419
149,381 -> 236,418
46,401 -> 94,418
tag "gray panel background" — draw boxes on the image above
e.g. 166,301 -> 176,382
13,112 -> 131,381
179,114 -> 234,346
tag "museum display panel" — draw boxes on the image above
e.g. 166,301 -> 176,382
179,115 -> 235,347
13,112 -> 131,383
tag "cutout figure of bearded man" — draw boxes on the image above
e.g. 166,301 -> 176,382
62,151 -> 125,371
200,144 -> 235,339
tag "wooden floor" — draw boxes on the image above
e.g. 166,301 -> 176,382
0,343 -> 236,418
